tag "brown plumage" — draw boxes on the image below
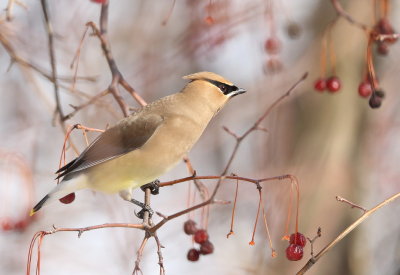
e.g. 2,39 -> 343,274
31,72 -> 246,215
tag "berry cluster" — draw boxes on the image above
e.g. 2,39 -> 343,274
314,76 -> 341,93
184,220 -> 214,261
374,18 -> 397,56
1,218 -> 30,232
286,232 -> 306,261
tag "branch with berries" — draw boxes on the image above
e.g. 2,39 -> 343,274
313,0 -> 398,109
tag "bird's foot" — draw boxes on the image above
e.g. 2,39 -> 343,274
140,179 -> 160,195
130,198 -> 154,219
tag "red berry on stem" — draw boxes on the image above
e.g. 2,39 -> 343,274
289,232 -> 307,247
183,220 -> 197,235
14,219 -> 28,231
1,219 -> 13,231
194,229 -> 209,244
200,241 -> 214,255
314,78 -> 326,92
286,244 -> 303,261
187,248 -> 200,261
264,37 -> 282,55
59,193 -> 75,204
204,16 -> 215,25
326,76 -> 341,92
358,81 -> 372,98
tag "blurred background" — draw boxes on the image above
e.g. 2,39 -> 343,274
0,0 -> 399,274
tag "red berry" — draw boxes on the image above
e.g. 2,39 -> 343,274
14,220 -> 28,231
91,0 -> 107,3
183,220 -> 197,235
286,244 -> 303,261
204,16 -> 215,25
289,232 -> 307,247
358,81 -> 372,98
326,76 -> 341,92
377,42 -> 389,55
59,193 -> 75,204
194,229 -> 209,244
1,219 -> 13,231
314,78 -> 326,92
187,248 -> 200,261
264,37 -> 282,55
199,241 -> 214,255
376,18 -> 397,44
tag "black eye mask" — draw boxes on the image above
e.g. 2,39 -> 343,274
203,79 -> 239,95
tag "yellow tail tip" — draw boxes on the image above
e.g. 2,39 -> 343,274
29,209 -> 36,217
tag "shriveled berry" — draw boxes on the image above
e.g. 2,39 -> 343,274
377,42 -> 389,55
264,37 -> 282,55
286,22 -> 302,39
194,229 -> 209,244
263,58 -> 283,74
286,244 -> 303,261
59,193 -> 75,204
290,232 -> 307,247
326,76 -> 341,92
369,94 -> 382,109
314,78 -> 326,92
183,220 -> 197,235
187,248 -> 200,261
200,240 -> 214,255
358,81 -> 372,98
375,90 -> 385,98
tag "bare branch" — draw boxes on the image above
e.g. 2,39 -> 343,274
297,192 -> 400,275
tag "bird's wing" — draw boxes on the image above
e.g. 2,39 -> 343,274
56,113 -> 164,180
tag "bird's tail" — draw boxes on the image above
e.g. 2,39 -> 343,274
30,175 -> 87,216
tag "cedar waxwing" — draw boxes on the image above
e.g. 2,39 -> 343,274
31,72 -> 246,215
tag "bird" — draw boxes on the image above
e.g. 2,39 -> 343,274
30,72 -> 246,216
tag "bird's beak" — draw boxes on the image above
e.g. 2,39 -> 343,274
231,88 -> 246,97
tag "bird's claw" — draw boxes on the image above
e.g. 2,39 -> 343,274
140,180 -> 160,195
135,205 -> 154,219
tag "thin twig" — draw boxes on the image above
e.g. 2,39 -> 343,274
40,0 -> 64,120
297,192 -> 400,275
330,0 -> 369,31
336,196 -> 367,213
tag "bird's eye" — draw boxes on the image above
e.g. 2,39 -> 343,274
218,84 -> 227,93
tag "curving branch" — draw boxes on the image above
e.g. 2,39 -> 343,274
297,192 -> 400,275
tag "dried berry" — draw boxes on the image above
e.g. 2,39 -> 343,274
369,94 -> 382,109
286,22 -> 302,39
183,220 -> 197,235
263,58 -> 283,74
200,240 -> 214,255
289,232 -> 307,247
194,229 -> 209,244
187,248 -> 200,261
286,244 -> 303,261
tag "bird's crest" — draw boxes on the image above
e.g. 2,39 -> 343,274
183,72 -> 233,86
